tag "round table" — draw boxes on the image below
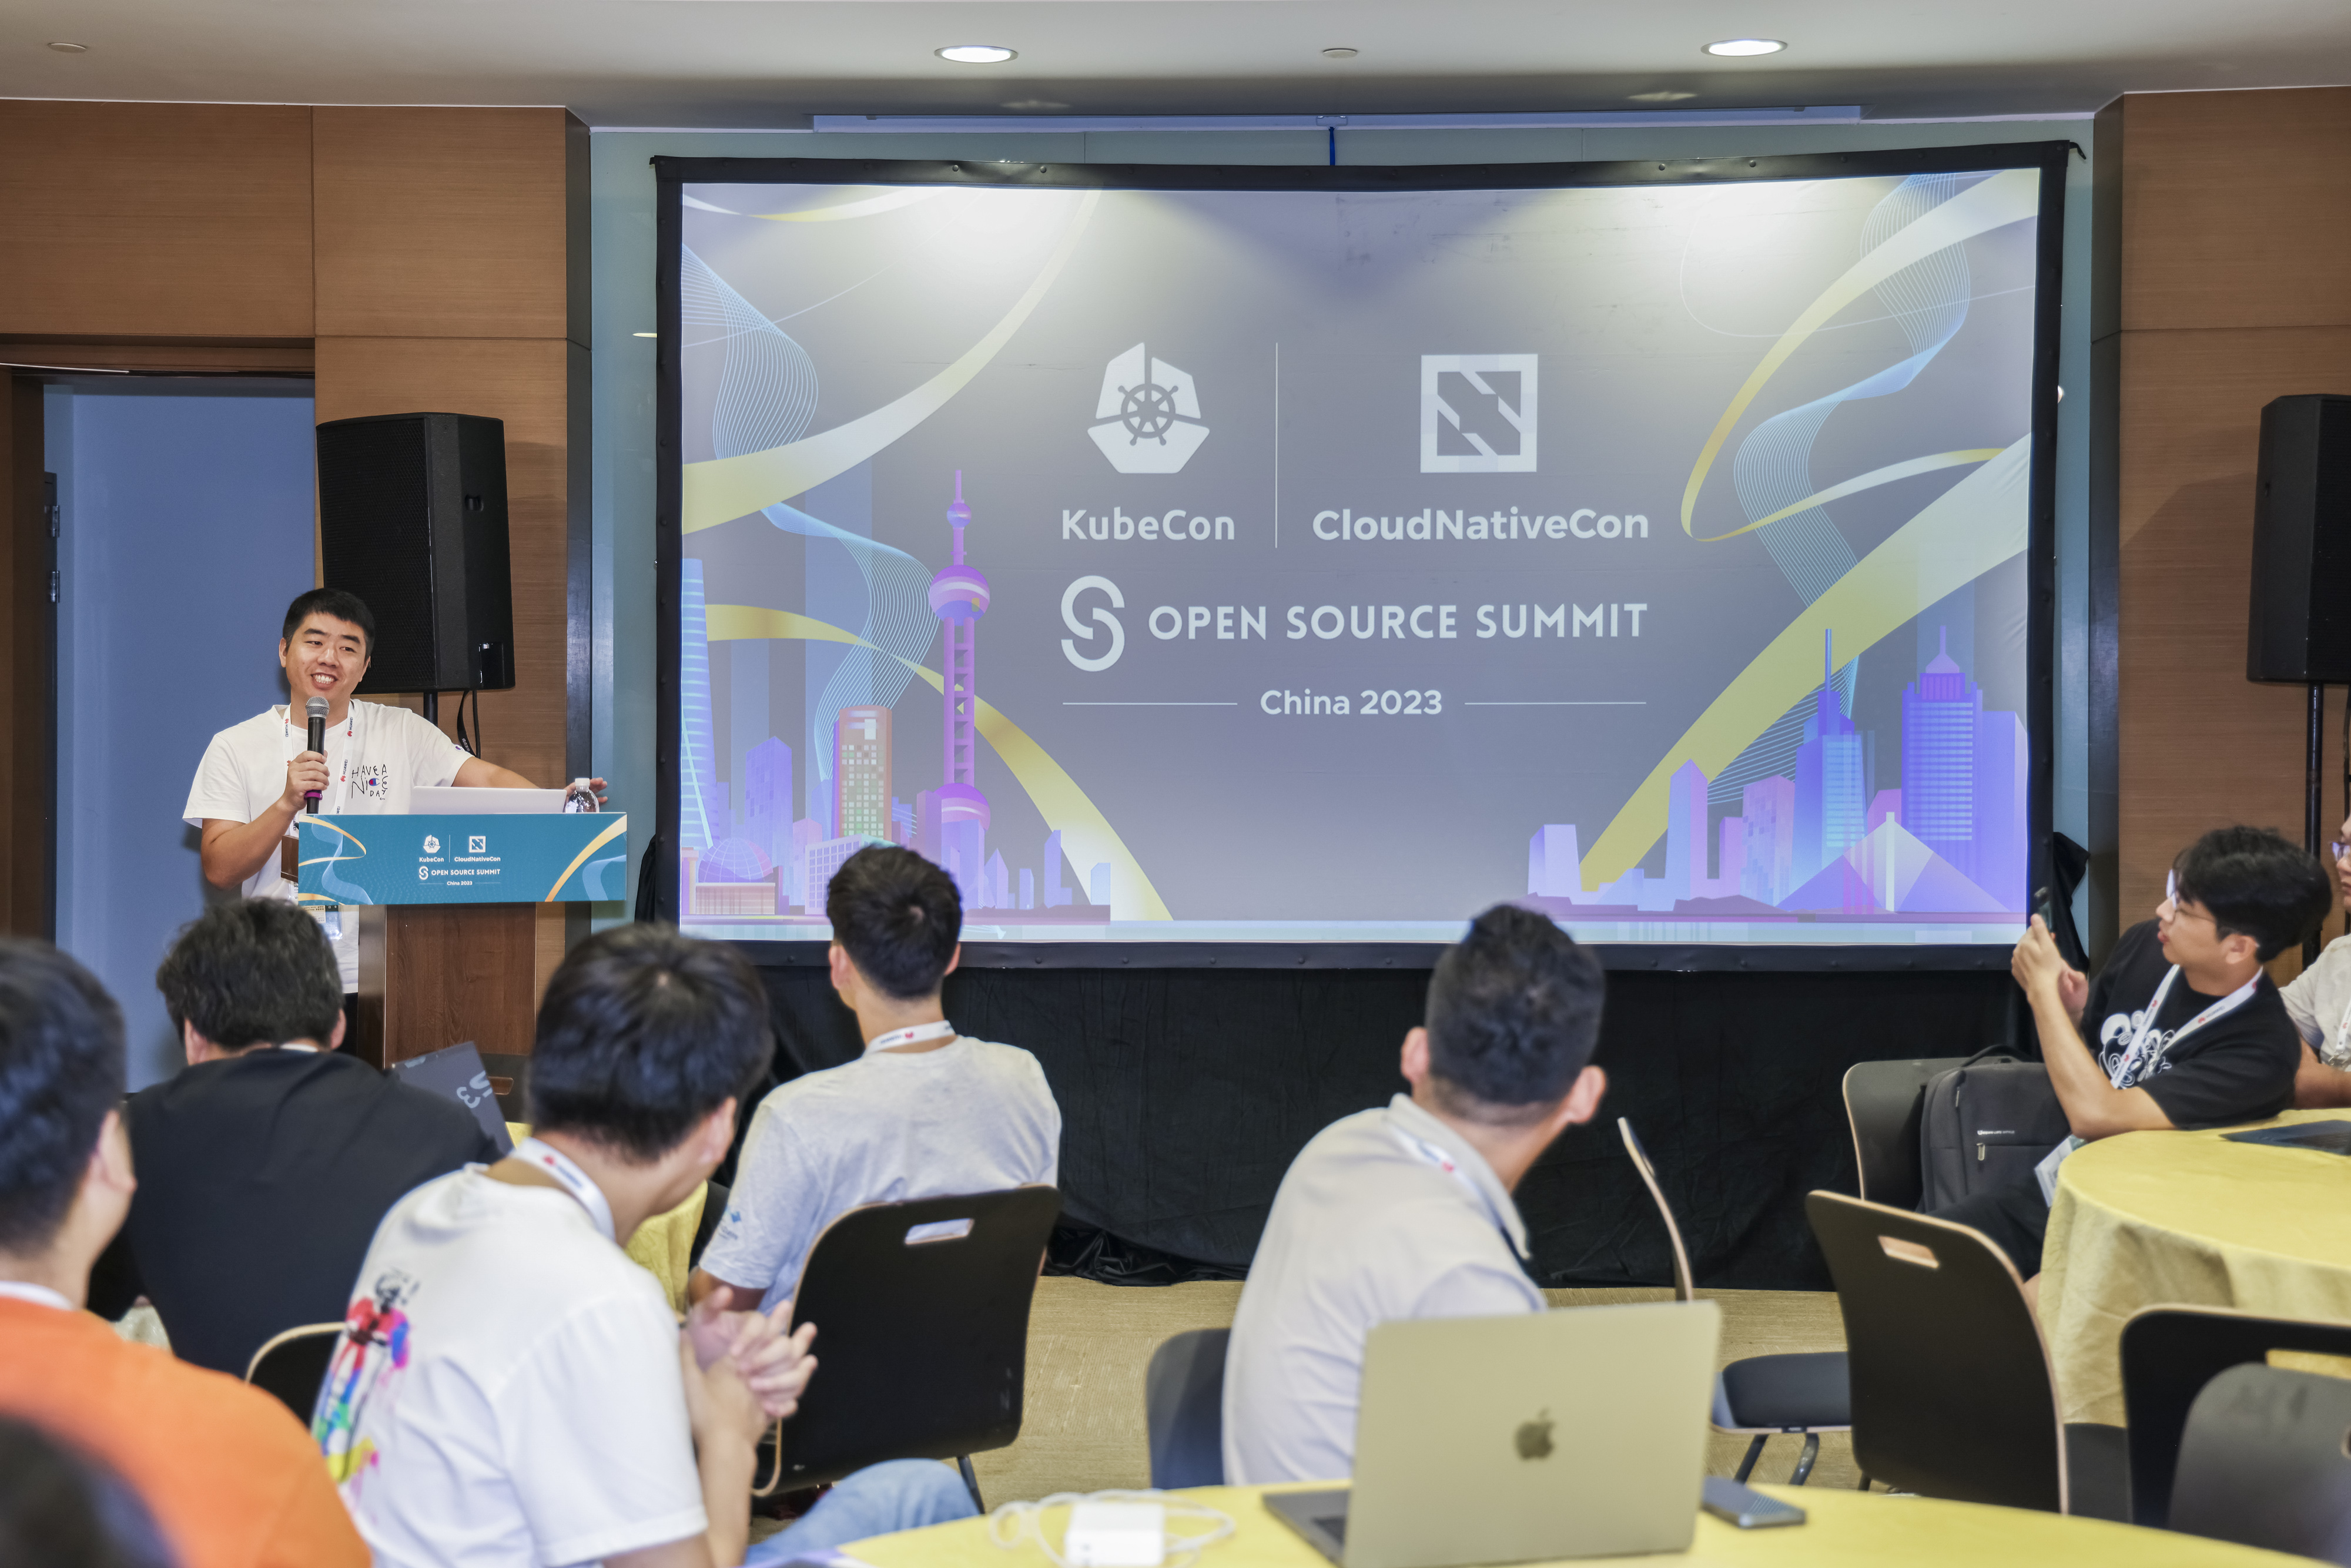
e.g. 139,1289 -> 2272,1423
842,1483 -> 2316,1567
2041,1107 -> 2351,1426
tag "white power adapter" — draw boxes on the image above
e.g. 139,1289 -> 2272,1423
1063,1501 -> 1167,1568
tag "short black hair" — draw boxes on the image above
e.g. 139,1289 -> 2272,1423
2173,826 -> 2334,962
1424,905 -> 1606,1121
825,846 -> 962,1001
527,924 -> 775,1163
0,1419 -> 174,1568
281,588 -> 376,654
156,899 -> 341,1050
0,942 -> 125,1254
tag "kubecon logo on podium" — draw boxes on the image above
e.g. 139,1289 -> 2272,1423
1422,354 -> 1538,473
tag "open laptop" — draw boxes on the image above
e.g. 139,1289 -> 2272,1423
1264,1300 -> 1721,1568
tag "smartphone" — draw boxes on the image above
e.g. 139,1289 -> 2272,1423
1700,1476 -> 1806,1530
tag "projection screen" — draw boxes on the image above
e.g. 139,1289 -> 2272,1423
656,147 -> 2062,965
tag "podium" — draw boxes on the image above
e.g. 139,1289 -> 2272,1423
297,812 -> 629,1069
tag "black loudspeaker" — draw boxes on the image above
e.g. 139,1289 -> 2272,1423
2247,393 -> 2351,684
316,411 -> 516,693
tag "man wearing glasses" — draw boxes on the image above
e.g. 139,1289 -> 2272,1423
1928,825 -> 2330,1289
2282,821 -> 2351,1107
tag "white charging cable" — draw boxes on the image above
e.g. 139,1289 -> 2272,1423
988,1490 -> 1237,1568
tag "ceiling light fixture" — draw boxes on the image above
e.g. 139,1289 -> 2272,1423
937,45 -> 1017,65
632,332 -> 657,339
1702,38 -> 1786,56
1002,99 -> 1069,111
1629,90 -> 1697,102
46,41 -> 89,53
1322,47 -> 1359,59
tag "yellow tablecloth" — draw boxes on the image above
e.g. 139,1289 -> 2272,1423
843,1483 -> 2316,1567
2041,1107 -> 2351,1425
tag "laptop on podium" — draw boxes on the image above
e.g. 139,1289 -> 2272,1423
1264,1300 -> 1722,1568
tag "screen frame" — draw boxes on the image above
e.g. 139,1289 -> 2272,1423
653,141 -> 2069,973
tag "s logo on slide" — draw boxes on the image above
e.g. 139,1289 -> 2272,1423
1421,354 -> 1538,474
1061,577 -> 1126,672
1088,344 -> 1208,474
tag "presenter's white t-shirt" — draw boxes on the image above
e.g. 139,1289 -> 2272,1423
313,1168 -> 706,1568
184,700 -> 469,989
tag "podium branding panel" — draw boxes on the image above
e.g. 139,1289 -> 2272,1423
300,815 -> 630,905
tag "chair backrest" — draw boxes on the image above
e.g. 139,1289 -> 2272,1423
244,1323 -> 344,1420
1144,1328 -> 1231,1489
2170,1363 -> 2351,1562
1617,1119 -> 1693,1302
1840,1056 -> 1974,1209
1803,1191 -> 2069,1513
769,1185 -> 1061,1491
2122,1306 -> 2351,1528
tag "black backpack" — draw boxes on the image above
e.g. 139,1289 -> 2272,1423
1917,1047 -> 2072,1210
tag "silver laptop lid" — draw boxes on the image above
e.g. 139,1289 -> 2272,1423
1343,1300 -> 1722,1568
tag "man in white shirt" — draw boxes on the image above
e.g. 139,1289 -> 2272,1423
691,846 -> 1060,1314
314,924 -> 975,1568
184,589 -> 573,996
1222,904 -> 1609,1486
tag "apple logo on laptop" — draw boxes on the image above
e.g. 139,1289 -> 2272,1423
1513,1410 -> 1555,1461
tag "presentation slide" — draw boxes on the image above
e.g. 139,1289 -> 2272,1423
667,155 -> 2049,950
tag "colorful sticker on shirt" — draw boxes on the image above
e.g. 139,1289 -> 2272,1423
315,1269 -> 419,1497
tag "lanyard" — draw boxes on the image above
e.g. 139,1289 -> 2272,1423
1389,1123 -> 1488,1207
511,1136 -> 617,1242
865,1019 -> 957,1054
283,704 -> 359,818
2106,965 -> 2260,1088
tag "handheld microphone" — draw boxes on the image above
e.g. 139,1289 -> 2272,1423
304,696 -> 328,815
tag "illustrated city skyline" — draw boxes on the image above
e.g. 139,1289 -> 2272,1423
677,475 -> 1113,925
1525,627 -> 2027,921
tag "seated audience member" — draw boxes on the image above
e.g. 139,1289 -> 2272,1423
316,923 -> 974,1568
1931,825 -> 2330,1281
690,846 -> 1060,1313
86,900 -> 494,1375
2283,818 -> 2351,1107
1222,904 -> 1608,1486
0,939 -> 366,1568
0,1416 -> 177,1568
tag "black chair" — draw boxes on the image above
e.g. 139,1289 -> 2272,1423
1144,1328 -> 1231,1489
2121,1305 -> 2351,1529
758,1185 -> 1061,1509
2170,1363 -> 2351,1562
245,1322 -> 343,1420
1618,1120 -> 1850,1486
1840,1056 -> 1974,1209
1803,1190 -> 2128,1519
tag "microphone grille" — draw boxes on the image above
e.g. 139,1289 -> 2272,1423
306,696 -> 330,718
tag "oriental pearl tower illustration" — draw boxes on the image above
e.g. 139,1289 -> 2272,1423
928,473 -> 991,900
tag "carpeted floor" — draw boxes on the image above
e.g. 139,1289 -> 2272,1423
966,1278 -> 1860,1504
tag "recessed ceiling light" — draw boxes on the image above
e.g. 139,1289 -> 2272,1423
632,332 -> 657,339
46,41 -> 89,53
1322,46 -> 1359,59
1629,90 -> 1697,102
937,45 -> 1017,65
1003,100 -> 1069,111
1702,38 -> 1786,57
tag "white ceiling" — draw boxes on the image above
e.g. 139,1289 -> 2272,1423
4,0 -> 2348,126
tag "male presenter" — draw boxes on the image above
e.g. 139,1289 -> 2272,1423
186,588 -> 589,1001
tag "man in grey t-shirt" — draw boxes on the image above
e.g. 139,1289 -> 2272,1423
2285,819 -> 2351,1108
690,847 -> 1060,1314
1222,904 -> 1609,1486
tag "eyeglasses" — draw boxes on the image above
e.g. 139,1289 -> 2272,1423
2164,870 -> 2216,927
2333,840 -> 2350,864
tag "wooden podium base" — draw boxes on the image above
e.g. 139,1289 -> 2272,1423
354,903 -> 539,1069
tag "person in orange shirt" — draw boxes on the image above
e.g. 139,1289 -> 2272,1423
0,938 -> 366,1568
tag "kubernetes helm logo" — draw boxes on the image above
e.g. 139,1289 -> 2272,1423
423,835 -> 441,855
1421,354 -> 1538,473
1088,343 -> 1208,474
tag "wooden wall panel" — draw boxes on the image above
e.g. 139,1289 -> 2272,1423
0,102 -> 313,340
313,108 -> 574,341
312,336 -> 572,791
2118,88 -> 2351,334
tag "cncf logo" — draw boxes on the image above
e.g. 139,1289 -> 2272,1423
1421,353 -> 1537,474
1088,344 -> 1208,474
1061,576 -> 1124,672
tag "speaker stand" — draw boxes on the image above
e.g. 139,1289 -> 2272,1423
2309,682 -> 2326,967
421,690 -> 438,725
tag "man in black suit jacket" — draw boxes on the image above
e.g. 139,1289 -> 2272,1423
88,900 -> 494,1375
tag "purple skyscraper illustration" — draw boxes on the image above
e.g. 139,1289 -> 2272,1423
928,473 -> 991,904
